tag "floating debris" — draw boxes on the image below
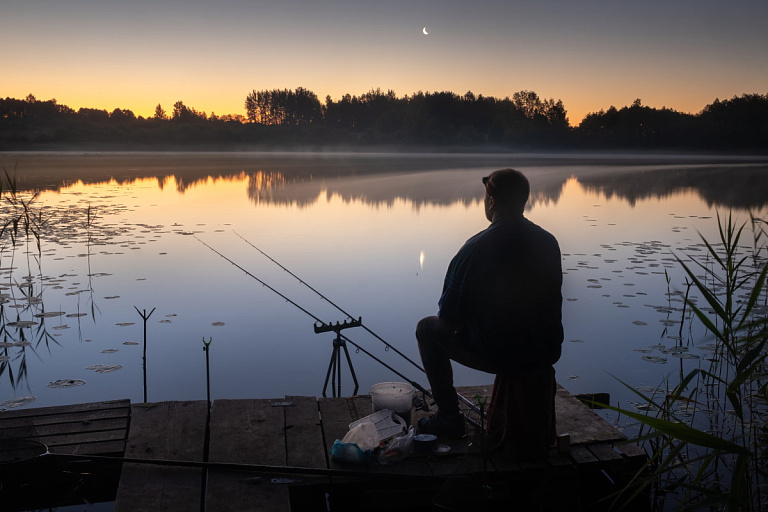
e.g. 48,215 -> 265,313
48,379 -> 86,388
212,321 -> 225,327
101,349 -> 119,354
123,341 -> 139,345
52,325 -> 70,330
66,313 -> 88,318
0,396 -> 36,408
632,321 -> 647,326
13,341 -> 31,347
116,322 -> 135,326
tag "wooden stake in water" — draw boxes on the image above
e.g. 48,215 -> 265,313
135,306 -> 156,403
201,337 -> 213,512
203,337 -> 213,407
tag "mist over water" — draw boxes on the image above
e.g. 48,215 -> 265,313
1,152 -> 766,430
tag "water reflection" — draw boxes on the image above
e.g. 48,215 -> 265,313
577,165 -> 768,209
4,152 -> 768,209
0,152 -> 766,414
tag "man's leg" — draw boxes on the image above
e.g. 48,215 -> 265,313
416,316 -> 461,416
416,316 -> 498,415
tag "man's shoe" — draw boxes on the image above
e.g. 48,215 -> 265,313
417,411 -> 467,439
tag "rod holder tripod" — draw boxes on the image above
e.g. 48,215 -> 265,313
314,318 -> 362,398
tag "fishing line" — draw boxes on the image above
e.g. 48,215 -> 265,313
233,230 -> 426,374
195,236 -> 483,423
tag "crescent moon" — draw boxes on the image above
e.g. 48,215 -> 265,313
422,27 -> 429,35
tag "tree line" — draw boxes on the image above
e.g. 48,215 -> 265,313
1,90 -> 766,150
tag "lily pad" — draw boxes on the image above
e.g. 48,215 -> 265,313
6,321 -> 37,328
86,364 -> 123,373
48,379 -> 86,388
0,396 -> 36,408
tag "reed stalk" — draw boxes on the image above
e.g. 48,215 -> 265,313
606,212 -> 768,511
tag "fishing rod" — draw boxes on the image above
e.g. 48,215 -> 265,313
7,448 -> 464,482
194,236 -> 483,425
233,232 -> 484,417
233,230 -> 426,374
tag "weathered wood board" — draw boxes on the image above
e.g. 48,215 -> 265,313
0,399 -> 129,455
114,401 -> 208,512
205,398 -> 291,512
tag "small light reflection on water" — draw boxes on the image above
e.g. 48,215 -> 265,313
0,154 -> 766,430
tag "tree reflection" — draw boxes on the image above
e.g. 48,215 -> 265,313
4,154 -> 768,212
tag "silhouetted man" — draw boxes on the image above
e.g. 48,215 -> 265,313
416,168 -> 563,459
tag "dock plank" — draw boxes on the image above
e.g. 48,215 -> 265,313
114,401 -> 208,512
1,416 -> 128,439
205,398 -> 291,512
0,399 -> 129,456
0,399 -> 129,420
555,386 -> 625,444
284,396 -> 325,469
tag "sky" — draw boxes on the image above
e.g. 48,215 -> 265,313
2,0 -> 767,125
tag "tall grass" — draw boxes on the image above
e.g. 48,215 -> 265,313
0,169 -> 49,393
608,213 -> 768,511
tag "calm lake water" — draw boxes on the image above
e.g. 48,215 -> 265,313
1,151 -> 767,431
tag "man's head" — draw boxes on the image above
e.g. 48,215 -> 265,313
483,168 -> 529,220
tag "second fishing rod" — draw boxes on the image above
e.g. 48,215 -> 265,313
232,231 -> 484,418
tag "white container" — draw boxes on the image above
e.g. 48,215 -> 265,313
370,382 -> 414,416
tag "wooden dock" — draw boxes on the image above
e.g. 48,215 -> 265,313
0,385 -> 648,511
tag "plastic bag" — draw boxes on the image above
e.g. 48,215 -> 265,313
329,439 -> 374,464
378,425 -> 415,464
341,421 -> 380,451
329,422 -> 380,464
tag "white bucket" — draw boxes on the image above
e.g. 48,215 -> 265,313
370,382 -> 414,416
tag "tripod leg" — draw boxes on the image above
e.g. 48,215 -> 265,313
335,341 -> 342,397
341,343 -> 360,396
322,345 -> 338,398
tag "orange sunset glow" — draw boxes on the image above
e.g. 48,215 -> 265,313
3,0 -> 766,125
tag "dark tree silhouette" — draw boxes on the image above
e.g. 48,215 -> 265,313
1,90 -> 767,150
